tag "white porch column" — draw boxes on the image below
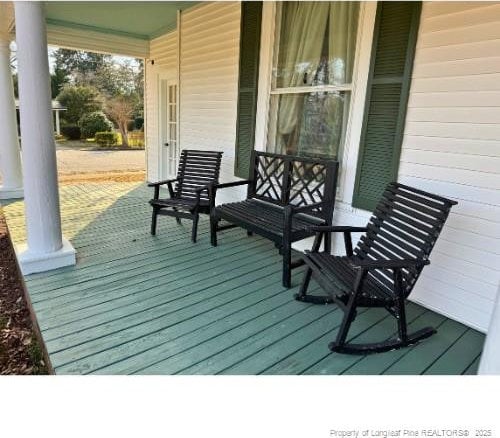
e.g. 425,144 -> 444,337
478,283 -> 500,375
0,26 -> 23,199
14,1 -> 75,274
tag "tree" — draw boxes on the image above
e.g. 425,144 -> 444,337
51,48 -> 144,117
56,85 -> 103,124
51,68 -> 69,99
105,95 -> 134,148
52,48 -> 111,77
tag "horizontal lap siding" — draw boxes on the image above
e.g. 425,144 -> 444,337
145,32 -> 178,182
180,2 -> 241,185
399,1 -> 500,331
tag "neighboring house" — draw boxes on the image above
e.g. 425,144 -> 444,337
14,99 -> 66,135
0,2 -> 499,360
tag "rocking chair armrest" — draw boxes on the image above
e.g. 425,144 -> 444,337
306,226 -> 368,255
147,178 -> 178,187
349,258 -> 430,271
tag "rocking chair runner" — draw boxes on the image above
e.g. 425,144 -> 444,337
149,150 -> 223,242
295,182 -> 458,354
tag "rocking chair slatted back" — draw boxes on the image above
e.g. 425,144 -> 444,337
249,151 -> 338,222
354,182 -> 458,297
175,150 -> 223,202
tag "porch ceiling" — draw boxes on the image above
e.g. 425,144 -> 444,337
44,1 -> 197,40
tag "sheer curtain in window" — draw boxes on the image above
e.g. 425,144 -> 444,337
270,1 -> 359,159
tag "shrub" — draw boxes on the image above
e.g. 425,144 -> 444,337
95,132 -> 119,147
128,132 -> 145,148
134,117 -> 144,130
79,111 -> 113,138
56,85 -> 103,124
61,125 -> 81,140
127,120 -> 135,132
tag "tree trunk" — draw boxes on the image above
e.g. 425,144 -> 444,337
119,123 -> 129,148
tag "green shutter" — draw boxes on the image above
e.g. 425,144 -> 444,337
352,1 -> 421,211
234,1 -> 262,179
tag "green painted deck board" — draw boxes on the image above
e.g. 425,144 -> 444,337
2,182 -> 485,375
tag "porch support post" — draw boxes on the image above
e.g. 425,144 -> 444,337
0,25 -> 23,199
478,283 -> 500,375
14,1 -> 75,275
55,109 -> 61,135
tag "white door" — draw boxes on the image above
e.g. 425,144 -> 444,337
160,79 -> 179,179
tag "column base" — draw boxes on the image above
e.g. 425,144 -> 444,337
16,238 -> 76,275
0,186 -> 24,200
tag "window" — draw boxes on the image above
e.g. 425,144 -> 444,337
267,1 -> 360,160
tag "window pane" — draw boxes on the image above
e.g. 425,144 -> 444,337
274,1 -> 359,88
268,91 -> 349,159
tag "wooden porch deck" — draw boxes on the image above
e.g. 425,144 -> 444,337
3,183 -> 484,374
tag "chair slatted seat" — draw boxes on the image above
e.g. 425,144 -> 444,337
149,150 -> 223,242
295,182 -> 458,354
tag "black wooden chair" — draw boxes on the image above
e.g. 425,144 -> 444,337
295,182 -> 458,354
149,150 -> 223,243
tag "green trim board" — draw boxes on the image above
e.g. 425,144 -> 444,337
352,1 -> 422,211
44,1 -> 198,41
234,1 -> 262,179
2,182 -> 484,375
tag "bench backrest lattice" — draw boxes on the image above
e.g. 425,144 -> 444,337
174,150 -> 223,202
248,151 -> 338,222
355,182 -> 458,298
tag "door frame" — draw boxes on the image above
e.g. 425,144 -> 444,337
158,71 -> 179,180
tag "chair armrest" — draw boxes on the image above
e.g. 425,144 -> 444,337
147,178 -> 178,187
194,185 -> 209,194
149,178 -> 178,200
349,258 -> 430,270
212,180 -> 252,190
308,225 -> 368,255
193,185 -> 209,206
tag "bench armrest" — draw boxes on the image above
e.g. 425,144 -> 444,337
349,258 -> 430,270
308,225 -> 368,233
207,180 -> 252,210
291,201 -> 326,215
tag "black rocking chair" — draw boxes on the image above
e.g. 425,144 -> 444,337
149,150 -> 223,242
295,182 -> 458,354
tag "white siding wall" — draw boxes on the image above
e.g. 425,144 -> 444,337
398,1 -> 500,331
180,2 -> 241,191
145,31 -> 178,182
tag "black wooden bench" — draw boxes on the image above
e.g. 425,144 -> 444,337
295,182 -> 458,354
208,151 -> 339,287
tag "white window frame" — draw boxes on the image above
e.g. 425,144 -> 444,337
254,1 -> 378,205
